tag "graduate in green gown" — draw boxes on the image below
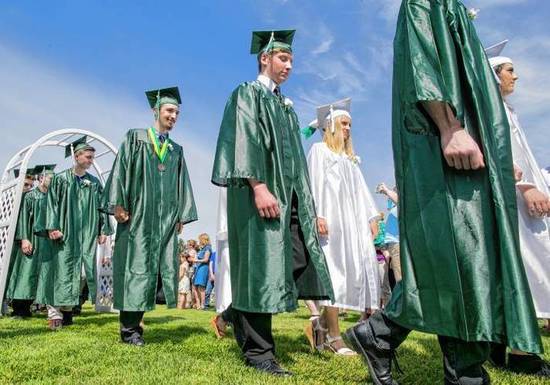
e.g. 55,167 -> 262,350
344,2 -> 543,384
6,165 -> 55,318
37,137 -> 112,330
4,169 -> 36,317
101,87 -> 197,346
211,30 -> 334,376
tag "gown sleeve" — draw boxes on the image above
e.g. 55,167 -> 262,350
16,193 -> 33,242
100,130 -> 135,214
211,83 -> 268,187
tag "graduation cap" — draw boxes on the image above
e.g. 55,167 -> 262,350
301,98 -> 352,139
32,164 -> 56,177
64,136 -> 95,158
485,39 -> 512,68
13,169 -> 33,179
250,30 -> 296,55
145,87 -> 181,109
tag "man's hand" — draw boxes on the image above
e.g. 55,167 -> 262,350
317,217 -> 328,237
522,187 -> 550,217
21,240 -> 33,255
114,205 -> 130,223
440,129 -> 485,170
176,222 -> 184,235
48,230 -> 63,240
97,234 -> 107,245
250,181 -> 280,219
513,164 -> 524,182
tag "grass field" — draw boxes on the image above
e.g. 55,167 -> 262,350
0,305 -> 548,385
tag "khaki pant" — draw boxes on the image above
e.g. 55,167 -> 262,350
387,242 -> 402,282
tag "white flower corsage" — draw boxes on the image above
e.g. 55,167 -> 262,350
82,179 -> 92,187
467,8 -> 480,20
284,97 -> 293,108
168,143 -> 174,151
350,155 -> 361,164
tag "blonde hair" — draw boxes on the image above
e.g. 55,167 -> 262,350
198,233 -> 210,247
322,115 -> 355,158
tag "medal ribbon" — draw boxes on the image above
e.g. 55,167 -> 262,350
147,127 -> 169,163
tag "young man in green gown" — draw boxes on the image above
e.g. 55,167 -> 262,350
101,87 -> 197,346
344,2 -> 544,384
38,137 -> 112,330
211,30 -> 334,376
6,165 -> 55,318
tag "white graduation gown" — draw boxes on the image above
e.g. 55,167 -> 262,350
307,142 -> 380,311
505,101 -> 550,318
214,188 -> 232,313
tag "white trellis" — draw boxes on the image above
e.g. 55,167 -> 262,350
0,129 -> 118,313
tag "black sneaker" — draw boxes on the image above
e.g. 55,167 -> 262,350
247,359 -> 293,377
121,333 -> 145,347
343,322 -> 400,385
508,353 -> 550,378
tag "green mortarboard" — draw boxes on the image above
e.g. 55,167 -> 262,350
13,169 -> 33,178
64,136 -> 95,158
32,164 -> 56,176
250,30 -> 296,55
145,87 -> 181,109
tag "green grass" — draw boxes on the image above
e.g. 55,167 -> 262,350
0,305 -> 548,385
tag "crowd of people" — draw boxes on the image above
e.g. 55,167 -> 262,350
1,1 -> 550,384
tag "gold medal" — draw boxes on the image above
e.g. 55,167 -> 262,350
158,163 -> 166,172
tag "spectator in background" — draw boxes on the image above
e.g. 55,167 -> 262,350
372,213 -> 391,308
204,251 -> 216,308
184,239 -> 198,308
177,252 -> 190,309
192,233 -> 212,310
376,183 -> 401,284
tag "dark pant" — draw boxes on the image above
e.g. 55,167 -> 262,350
222,193 -> 311,364
368,312 -> 490,384
11,299 -> 33,317
120,311 -> 144,342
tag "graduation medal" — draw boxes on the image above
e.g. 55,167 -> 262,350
147,127 -> 169,172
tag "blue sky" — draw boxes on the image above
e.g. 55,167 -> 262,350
1,0 -> 549,240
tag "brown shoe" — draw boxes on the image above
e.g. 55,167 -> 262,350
210,315 -> 226,339
304,317 -> 327,352
48,319 -> 63,331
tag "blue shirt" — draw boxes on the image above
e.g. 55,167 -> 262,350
385,200 -> 399,244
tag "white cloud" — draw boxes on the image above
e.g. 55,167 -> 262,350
0,42 -> 219,240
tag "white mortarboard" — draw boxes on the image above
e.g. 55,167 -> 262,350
485,39 -> 513,68
301,98 -> 352,139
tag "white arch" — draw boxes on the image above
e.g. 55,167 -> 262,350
0,129 -> 118,313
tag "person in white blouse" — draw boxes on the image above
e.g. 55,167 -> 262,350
486,40 -> 550,378
302,98 -> 380,356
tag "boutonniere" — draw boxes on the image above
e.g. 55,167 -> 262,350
168,142 -> 174,151
467,8 -> 480,20
350,155 -> 361,165
284,97 -> 293,107
82,179 -> 92,187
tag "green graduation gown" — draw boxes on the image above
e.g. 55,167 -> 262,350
101,129 -> 198,312
6,188 -> 51,300
211,81 -> 334,314
385,0 -> 542,353
35,169 -> 112,307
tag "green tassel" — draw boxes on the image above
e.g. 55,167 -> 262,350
301,126 -> 316,139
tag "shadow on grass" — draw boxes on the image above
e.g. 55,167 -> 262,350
145,325 -> 209,345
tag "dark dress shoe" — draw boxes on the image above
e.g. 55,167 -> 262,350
508,353 -> 550,378
62,311 -> 73,326
121,332 -> 145,347
344,322 -> 400,385
488,343 -> 506,368
247,359 -> 293,377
